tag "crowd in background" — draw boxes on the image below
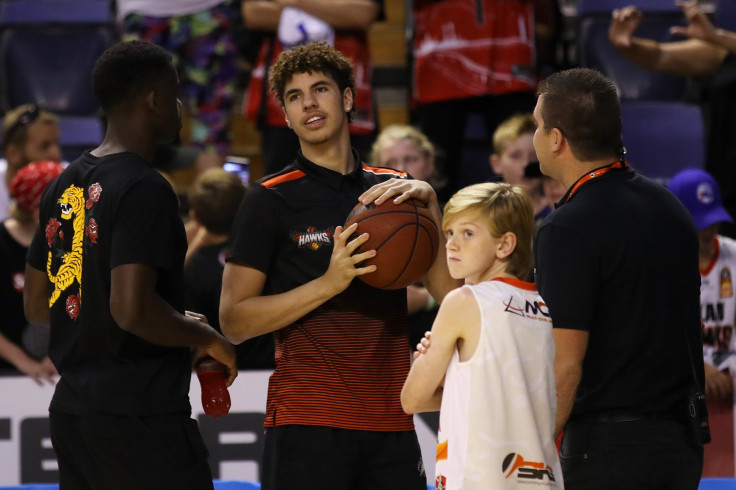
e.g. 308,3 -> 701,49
0,0 -> 575,376
2,0 -> 736,376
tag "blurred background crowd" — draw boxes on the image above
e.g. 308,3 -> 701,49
0,0 -> 734,379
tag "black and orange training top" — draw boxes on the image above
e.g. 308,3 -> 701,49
228,150 -> 415,431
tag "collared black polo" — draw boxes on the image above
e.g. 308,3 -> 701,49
228,149 -> 417,431
230,149 -> 406,295
535,165 -> 703,416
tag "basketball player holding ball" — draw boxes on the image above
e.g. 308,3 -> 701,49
220,42 -> 460,489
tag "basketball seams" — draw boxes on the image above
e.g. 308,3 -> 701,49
369,223 -> 437,289
375,226 -> 419,288
344,198 -> 439,289
416,221 -> 438,259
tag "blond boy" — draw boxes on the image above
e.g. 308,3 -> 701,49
402,182 -> 562,489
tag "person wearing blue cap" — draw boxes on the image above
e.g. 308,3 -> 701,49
669,167 -> 736,476
669,168 -> 736,402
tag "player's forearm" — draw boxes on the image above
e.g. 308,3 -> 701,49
424,252 -> 460,306
0,333 -> 37,369
23,266 -> 50,326
614,37 -> 675,71
401,384 -> 443,414
243,1 -> 283,31
285,0 -> 379,30
402,351 -> 447,414
407,285 -> 432,315
112,293 -> 221,349
711,28 -> 736,55
615,37 -> 723,76
554,361 -> 582,438
220,275 -> 337,343
423,202 -> 461,304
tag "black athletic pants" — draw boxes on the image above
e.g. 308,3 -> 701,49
560,418 -> 703,490
50,411 -> 214,490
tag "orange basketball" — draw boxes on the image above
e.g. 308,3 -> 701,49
344,198 -> 439,289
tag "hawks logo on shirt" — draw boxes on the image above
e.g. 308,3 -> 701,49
290,227 -> 334,250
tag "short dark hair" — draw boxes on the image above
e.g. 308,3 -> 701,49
268,42 -> 356,122
92,40 -> 173,112
188,168 -> 246,235
537,68 -> 624,162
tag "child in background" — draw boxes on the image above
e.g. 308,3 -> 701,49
668,168 -> 736,398
0,161 -> 63,383
543,173 -> 566,207
184,168 -> 274,370
668,167 -> 736,477
490,114 -> 553,225
401,182 -> 562,489
371,124 -> 445,348
371,124 -> 447,200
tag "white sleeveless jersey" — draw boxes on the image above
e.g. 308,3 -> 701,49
701,235 -> 736,374
434,278 -> 562,490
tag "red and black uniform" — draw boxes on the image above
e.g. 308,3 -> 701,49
228,150 -> 427,488
229,149 -> 413,430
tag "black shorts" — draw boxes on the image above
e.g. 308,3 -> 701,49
50,411 -> 213,490
261,425 -> 427,490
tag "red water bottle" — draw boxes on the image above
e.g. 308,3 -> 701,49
195,356 -> 231,418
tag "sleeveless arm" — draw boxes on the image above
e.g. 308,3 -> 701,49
402,287 -> 478,414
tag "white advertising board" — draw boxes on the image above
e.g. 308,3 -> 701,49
0,372 -> 438,485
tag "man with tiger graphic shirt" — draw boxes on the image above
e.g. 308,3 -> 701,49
24,40 -> 236,489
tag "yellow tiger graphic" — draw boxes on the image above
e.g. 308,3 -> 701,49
47,185 -> 85,308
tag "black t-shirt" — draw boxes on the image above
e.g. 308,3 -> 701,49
184,240 -> 275,369
534,165 -> 703,416
27,151 -> 191,416
0,221 -> 29,371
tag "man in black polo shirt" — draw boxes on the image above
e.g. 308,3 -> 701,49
24,41 -> 237,489
220,42 -> 458,489
533,67 -> 705,489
